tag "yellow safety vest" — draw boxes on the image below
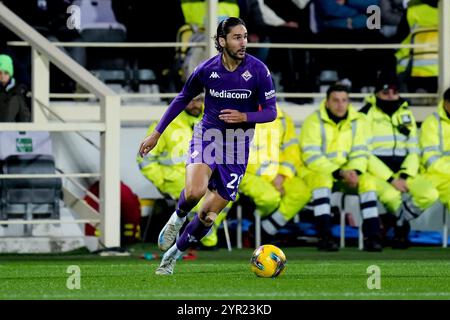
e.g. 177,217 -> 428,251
246,106 -> 303,181
396,4 -> 438,77
420,101 -> 450,175
362,94 -> 420,180
181,0 -> 240,28
300,100 -> 370,175
137,110 -> 202,189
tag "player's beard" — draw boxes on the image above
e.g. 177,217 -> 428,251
224,46 -> 245,61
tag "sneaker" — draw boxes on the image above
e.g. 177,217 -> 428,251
155,256 -> 177,275
158,213 -> 185,251
155,246 -> 181,275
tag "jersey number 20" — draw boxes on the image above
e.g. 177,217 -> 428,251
227,173 -> 243,189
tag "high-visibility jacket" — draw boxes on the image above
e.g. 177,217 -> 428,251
361,94 -> 420,180
420,101 -> 450,175
137,111 -> 201,190
246,106 -> 303,182
300,100 -> 370,175
396,3 -> 438,77
181,0 -> 240,28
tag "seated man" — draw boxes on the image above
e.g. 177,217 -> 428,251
239,105 -> 311,241
420,88 -> 450,224
360,74 -> 438,248
137,94 -> 228,248
300,84 -> 382,251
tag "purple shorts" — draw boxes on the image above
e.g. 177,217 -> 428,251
186,122 -> 253,201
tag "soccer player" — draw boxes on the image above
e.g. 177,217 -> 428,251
139,17 -> 277,275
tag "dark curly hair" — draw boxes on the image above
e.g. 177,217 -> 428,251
214,17 -> 246,52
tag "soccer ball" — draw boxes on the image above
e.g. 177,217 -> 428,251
250,244 -> 286,278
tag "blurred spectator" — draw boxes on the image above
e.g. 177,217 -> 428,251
84,181 -> 142,246
419,88 -> 450,224
0,26 -> 31,91
113,0 -> 185,93
3,0 -> 85,93
238,0 -> 268,61
0,54 -> 31,122
315,0 -> 379,32
396,0 -> 438,93
360,71 -> 439,249
73,0 -> 127,91
379,0 -> 408,39
180,0 -> 240,28
166,0 -> 240,89
313,0 -> 396,92
239,105 -> 311,241
259,0 -> 314,104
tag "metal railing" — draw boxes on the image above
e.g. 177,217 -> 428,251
0,2 -> 120,248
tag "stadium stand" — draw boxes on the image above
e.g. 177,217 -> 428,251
0,0 -> 448,253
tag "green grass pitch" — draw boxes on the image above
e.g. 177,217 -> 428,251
1,245 -> 450,300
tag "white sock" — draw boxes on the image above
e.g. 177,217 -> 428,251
164,243 -> 184,260
168,211 -> 186,226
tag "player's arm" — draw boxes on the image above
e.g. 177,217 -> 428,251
244,101 -> 277,123
247,65 -> 277,123
219,103 -> 277,123
219,64 -> 277,124
139,68 -> 203,156
245,64 -> 277,123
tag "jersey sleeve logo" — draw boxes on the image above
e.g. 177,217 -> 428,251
241,70 -> 253,81
265,89 -> 276,100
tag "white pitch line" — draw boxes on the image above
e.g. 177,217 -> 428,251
4,291 -> 450,299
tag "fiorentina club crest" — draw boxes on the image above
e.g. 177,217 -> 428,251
241,70 -> 253,81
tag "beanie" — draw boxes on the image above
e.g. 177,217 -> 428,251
0,54 -> 14,77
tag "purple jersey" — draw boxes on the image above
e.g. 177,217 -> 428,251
155,53 -> 277,134
155,53 -> 277,201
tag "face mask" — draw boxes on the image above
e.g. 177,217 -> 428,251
376,97 -> 402,115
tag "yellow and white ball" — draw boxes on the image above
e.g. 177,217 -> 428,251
250,244 -> 287,278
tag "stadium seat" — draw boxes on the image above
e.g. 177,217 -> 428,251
81,25 -> 129,87
0,155 -> 62,235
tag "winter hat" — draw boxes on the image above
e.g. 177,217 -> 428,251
374,71 -> 399,93
0,54 -> 14,77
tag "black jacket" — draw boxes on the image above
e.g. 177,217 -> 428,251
0,79 -> 31,122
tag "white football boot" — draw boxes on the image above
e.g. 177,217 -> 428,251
158,211 -> 186,251
155,245 -> 183,275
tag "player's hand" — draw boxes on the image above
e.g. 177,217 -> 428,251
341,170 -> 359,189
219,109 -> 247,123
139,131 -> 161,157
391,178 -> 408,192
272,174 -> 286,196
